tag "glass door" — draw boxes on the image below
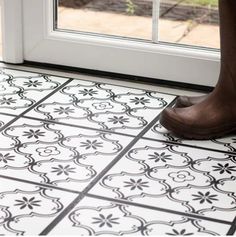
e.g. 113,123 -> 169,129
3,0 -> 220,86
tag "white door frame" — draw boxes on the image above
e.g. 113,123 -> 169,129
1,0 -> 24,63
2,0 -> 220,86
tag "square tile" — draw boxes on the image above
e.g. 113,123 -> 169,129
0,66 -> 235,235
90,139 -> 236,222
0,118 -> 133,192
144,122 -> 236,153
26,80 -> 176,135
49,196 -> 231,235
0,177 -> 77,235
0,68 -> 69,115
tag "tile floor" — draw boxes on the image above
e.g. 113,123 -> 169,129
0,66 -> 235,235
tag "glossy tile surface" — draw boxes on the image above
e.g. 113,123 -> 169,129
144,122 -> 236,153
0,118 -> 132,191
50,197 -> 231,236
0,177 -> 77,235
0,69 -> 69,115
26,80 -> 175,135
90,139 -> 236,222
0,67 -> 235,235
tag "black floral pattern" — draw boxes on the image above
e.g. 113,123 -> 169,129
130,97 -> 150,105
80,139 -> 103,150
92,102 -> 113,110
192,191 -> 218,204
78,88 -> 98,96
107,116 -> 129,124
36,146 -> 60,157
54,106 -> 75,115
0,69 -> 235,235
212,163 -> 236,174
92,214 -> 119,228
23,129 -> 45,139
0,97 -> 17,105
14,196 -> 41,210
51,165 -> 76,176
123,178 -> 149,190
0,153 -> 15,163
23,80 -> 42,87
148,152 -> 172,162
166,229 -> 193,236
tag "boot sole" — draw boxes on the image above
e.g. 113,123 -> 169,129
160,111 -> 236,140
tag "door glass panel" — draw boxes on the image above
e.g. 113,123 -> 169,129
57,0 -> 152,40
56,0 -> 220,49
159,0 -> 220,49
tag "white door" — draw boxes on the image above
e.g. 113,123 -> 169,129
2,0 -> 220,86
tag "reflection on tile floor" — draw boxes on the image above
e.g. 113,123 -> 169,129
0,67 -> 235,235
26,80 -> 175,135
144,122 -> 236,153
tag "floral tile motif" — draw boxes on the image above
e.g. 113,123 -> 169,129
0,118 -> 132,191
0,177 -> 77,235
26,80 -> 176,135
50,197 -> 231,235
0,68 -> 69,115
144,122 -> 236,153
0,67 -> 235,235
90,139 -> 236,222
0,114 -> 15,129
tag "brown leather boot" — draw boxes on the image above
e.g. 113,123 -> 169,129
160,0 -> 236,139
175,95 -> 208,108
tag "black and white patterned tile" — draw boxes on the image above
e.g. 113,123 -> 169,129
49,196 -> 231,235
0,177 -> 77,235
0,118 -> 133,192
26,80 -> 176,135
144,122 -> 236,154
0,114 -> 15,129
90,139 -> 236,222
0,67 -> 235,235
0,68 -> 69,115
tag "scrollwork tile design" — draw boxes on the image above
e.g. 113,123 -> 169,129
0,178 -> 77,235
0,118 -> 132,191
26,80 -> 176,135
144,122 -> 236,153
0,69 -> 69,115
0,68 -> 235,235
0,114 -> 15,129
90,139 -> 236,222
50,197 -> 230,235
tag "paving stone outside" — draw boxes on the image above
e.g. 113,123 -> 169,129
58,7 -> 220,48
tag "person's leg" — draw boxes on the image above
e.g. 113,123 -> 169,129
159,0 -> 236,139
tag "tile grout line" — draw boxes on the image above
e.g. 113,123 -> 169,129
39,97 -> 177,235
0,174 -> 232,227
227,216 -> 236,235
0,67 -> 234,234
86,193 -> 232,225
0,174 -> 81,194
1,111 -> 236,156
1,68 -> 233,235
0,78 -> 74,132
22,115 -> 136,138
1,66 -> 181,97
40,194 -> 85,235
0,112 -> 18,118
74,98 -> 177,194
142,136 -> 236,156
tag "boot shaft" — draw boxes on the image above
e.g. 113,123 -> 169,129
219,0 -> 236,62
